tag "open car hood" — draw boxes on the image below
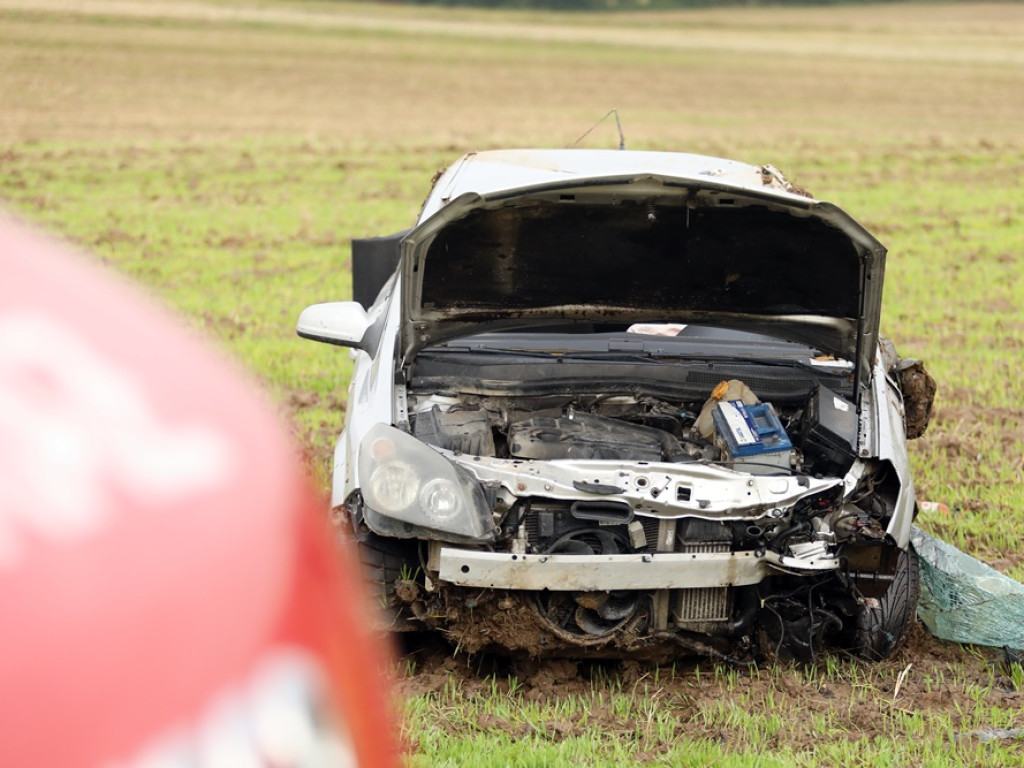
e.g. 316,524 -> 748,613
400,150 -> 886,393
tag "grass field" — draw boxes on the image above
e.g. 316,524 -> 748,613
3,1 -> 1024,764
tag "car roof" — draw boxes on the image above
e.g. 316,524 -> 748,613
420,148 -> 815,220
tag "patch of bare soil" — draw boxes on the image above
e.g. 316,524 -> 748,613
281,387 -> 347,483
397,624 -> 1024,753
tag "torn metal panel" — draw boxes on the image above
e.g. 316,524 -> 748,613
447,449 -> 842,520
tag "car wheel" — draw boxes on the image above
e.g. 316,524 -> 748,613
357,531 -> 420,632
852,546 -> 920,660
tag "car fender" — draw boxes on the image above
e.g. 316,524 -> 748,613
867,356 -> 916,548
333,284 -> 402,506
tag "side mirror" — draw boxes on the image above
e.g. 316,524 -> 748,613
296,302 -> 372,350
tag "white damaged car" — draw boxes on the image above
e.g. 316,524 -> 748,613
298,149 -> 935,662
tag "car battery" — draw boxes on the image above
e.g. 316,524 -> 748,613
712,400 -> 793,475
802,384 -> 858,469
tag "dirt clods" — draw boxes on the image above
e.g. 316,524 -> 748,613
398,622 -> 1023,753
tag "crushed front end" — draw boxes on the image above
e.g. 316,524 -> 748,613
347,367 -> 916,663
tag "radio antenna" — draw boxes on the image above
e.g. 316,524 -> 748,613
570,108 -> 626,150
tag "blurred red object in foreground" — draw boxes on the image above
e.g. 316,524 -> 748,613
0,217 -> 399,768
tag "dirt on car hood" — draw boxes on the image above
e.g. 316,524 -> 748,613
400,154 -> 886,393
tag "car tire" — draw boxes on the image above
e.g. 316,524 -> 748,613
357,531 -> 421,632
852,546 -> 920,660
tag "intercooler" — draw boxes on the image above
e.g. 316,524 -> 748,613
673,520 -> 733,632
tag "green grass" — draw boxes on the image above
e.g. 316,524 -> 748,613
3,0 -> 1024,764
400,656 -> 1024,766
0,137 -> 451,483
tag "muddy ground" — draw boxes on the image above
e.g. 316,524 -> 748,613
395,625 -> 1021,753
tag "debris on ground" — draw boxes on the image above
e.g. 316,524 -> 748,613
954,728 -> 1024,745
912,525 -> 1024,648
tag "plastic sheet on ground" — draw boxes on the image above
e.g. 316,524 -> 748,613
912,525 -> 1024,648
954,729 -> 1024,745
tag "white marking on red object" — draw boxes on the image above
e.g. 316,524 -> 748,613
0,312 -> 234,567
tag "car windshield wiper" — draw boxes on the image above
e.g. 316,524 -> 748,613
423,346 -> 573,359
731,356 -> 854,372
424,345 -> 664,363
553,350 -> 668,363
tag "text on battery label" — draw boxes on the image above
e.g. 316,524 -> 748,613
718,400 -> 756,446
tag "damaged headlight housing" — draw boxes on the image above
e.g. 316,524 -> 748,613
357,423 -> 496,543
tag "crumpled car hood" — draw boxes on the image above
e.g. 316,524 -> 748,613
400,150 -> 886,392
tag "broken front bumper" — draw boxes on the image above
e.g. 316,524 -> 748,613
437,546 -> 838,591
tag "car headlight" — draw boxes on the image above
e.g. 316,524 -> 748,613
419,478 -> 462,524
357,423 -> 495,543
368,462 -> 418,512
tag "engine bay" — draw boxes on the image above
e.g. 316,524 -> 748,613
409,383 -> 859,478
